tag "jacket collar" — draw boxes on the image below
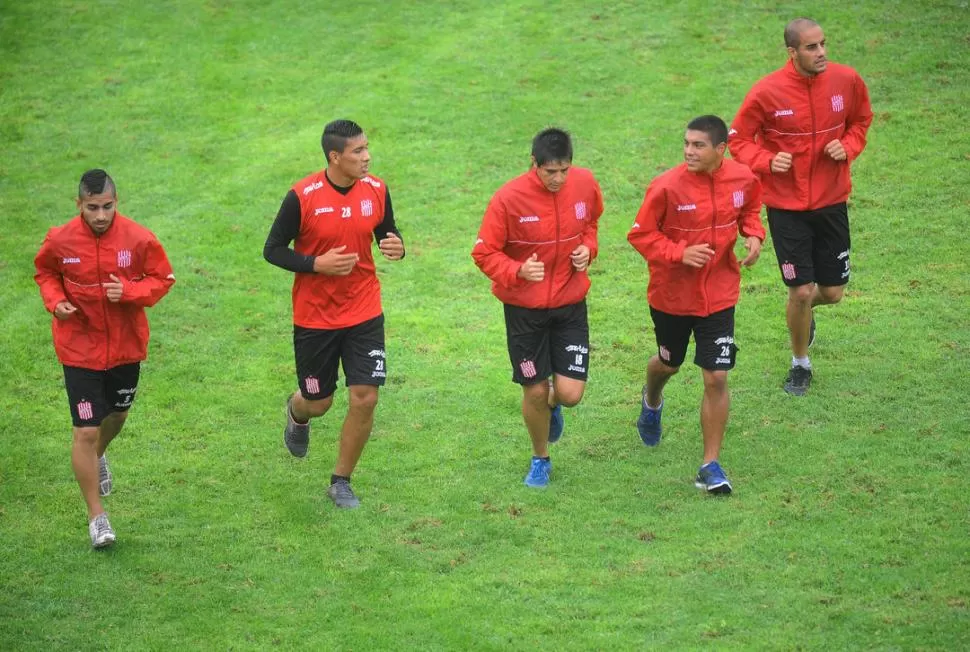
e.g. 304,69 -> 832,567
527,167 -> 567,194
783,59 -> 826,84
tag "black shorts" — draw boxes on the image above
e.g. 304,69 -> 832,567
649,306 -> 736,371
504,300 -> 589,385
293,314 -> 386,400
767,202 -> 850,287
63,363 -> 140,427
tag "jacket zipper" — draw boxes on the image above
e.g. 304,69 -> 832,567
807,77 -> 816,210
548,192 -> 560,308
97,236 -> 111,370
706,175 -> 718,316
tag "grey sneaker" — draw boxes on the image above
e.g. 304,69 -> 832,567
98,455 -> 112,496
327,480 -> 360,509
283,396 -> 310,457
784,365 -> 813,396
89,513 -> 116,549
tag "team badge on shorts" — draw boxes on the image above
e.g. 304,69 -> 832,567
781,262 -> 797,281
304,376 -> 320,394
519,360 -> 537,379
77,400 -> 94,421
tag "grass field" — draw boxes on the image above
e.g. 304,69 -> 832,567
1,0 -> 969,649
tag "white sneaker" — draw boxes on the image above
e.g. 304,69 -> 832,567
89,513 -> 116,549
98,455 -> 113,496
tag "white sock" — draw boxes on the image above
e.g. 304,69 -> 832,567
792,356 -> 811,370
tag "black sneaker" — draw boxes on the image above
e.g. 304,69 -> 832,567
784,366 -> 813,396
283,396 -> 310,457
327,480 -> 360,509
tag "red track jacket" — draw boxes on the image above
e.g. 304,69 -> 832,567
728,61 -> 872,211
628,160 -> 765,317
34,214 -> 175,370
472,167 -> 602,309
290,172 -> 387,329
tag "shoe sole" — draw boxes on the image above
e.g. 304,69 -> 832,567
524,480 -> 549,488
637,417 -> 662,446
99,458 -> 112,496
284,433 -> 309,458
783,384 -> 809,397
638,430 -> 661,446
548,407 -> 564,444
92,535 -> 116,549
284,399 -> 310,457
327,495 -> 360,509
695,480 -> 732,495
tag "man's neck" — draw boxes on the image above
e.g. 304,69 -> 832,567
325,168 -> 356,190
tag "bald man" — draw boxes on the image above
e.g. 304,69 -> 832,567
729,18 -> 872,396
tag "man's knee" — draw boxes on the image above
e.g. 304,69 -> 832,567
817,284 -> 845,305
303,395 -> 334,418
103,411 -> 128,427
788,283 -> 815,305
72,426 -> 99,446
554,380 -> 586,408
649,355 -> 680,378
348,386 -> 379,412
702,369 -> 729,393
522,382 -> 550,408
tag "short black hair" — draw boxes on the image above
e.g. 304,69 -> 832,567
78,169 -> 116,198
686,115 -> 728,147
321,119 -> 365,163
784,18 -> 819,49
532,128 -> 573,166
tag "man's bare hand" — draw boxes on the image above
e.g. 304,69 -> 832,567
770,151 -> 793,174
740,236 -> 763,267
682,243 -> 715,268
570,244 -> 590,271
518,253 -> 545,281
54,301 -> 77,320
824,139 -> 847,161
378,233 -> 405,260
103,274 -> 124,302
313,246 -> 359,276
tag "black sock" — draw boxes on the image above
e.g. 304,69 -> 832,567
331,474 -> 350,486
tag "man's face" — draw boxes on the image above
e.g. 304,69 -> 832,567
77,191 -> 116,234
331,134 -> 371,181
789,26 -> 827,76
534,158 -> 570,193
684,129 -> 724,174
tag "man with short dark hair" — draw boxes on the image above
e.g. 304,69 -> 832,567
628,116 -> 764,494
729,18 -> 872,396
472,128 -> 603,488
264,119 -> 405,509
34,169 -> 175,547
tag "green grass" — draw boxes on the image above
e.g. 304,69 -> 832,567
2,0 -> 969,649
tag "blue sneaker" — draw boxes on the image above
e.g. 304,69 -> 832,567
637,398 -> 663,446
548,404 -> 564,443
694,460 -> 733,495
524,457 -> 551,488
